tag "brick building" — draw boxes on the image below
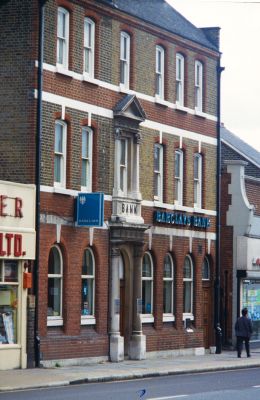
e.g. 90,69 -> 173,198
221,125 -> 260,347
0,0 -> 221,368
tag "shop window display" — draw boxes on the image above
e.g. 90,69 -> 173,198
242,280 -> 260,341
0,261 -> 18,345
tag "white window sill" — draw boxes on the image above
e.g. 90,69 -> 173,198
55,65 -> 74,78
182,314 -> 194,321
47,317 -> 63,327
154,199 -> 164,207
193,206 -> 203,213
42,185 -> 78,196
82,74 -> 99,86
174,200 -> 183,207
81,316 -> 96,325
163,314 -> 175,322
141,314 -> 154,323
80,187 -> 91,193
176,104 -> 188,113
154,96 -> 168,107
54,186 -> 69,195
194,108 -> 206,118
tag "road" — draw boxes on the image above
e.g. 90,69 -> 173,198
1,368 -> 260,399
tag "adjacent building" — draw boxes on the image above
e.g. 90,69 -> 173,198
0,0 -> 221,368
221,125 -> 260,346
0,181 -> 36,369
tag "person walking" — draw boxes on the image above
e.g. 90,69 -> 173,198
235,307 -> 253,358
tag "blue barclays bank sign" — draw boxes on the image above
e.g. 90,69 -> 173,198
154,211 -> 210,229
75,193 -> 104,227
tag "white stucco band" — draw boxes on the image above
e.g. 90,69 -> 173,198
35,90 -> 217,148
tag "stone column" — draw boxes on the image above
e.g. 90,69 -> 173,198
109,247 -> 124,362
129,244 -> 146,360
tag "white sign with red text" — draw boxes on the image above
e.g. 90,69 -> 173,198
0,181 -> 36,259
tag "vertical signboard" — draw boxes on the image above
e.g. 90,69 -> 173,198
75,193 -> 104,227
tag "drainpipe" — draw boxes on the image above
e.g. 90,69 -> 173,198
215,57 -> 225,354
35,0 -> 46,367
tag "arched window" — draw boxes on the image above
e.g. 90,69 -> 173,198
163,253 -> 174,315
57,7 -> 69,69
183,255 -> 194,316
81,248 -> 95,322
202,257 -> 210,280
142,252 -> 153,315
47,245 -> 63,325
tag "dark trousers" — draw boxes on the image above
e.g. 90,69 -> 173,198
237,336 -> 250,357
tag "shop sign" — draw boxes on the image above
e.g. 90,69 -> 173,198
122,202 -> 138,215
0,181 -> 36,259
75,192 -> 104,227
154,211 -> 210,229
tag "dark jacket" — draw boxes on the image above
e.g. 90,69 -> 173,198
235,316 -> 253,338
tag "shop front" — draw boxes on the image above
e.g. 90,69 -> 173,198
237,235 -> 260,342
242,279 -> 260,341
0,181 -> 35,369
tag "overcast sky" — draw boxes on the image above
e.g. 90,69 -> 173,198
167,0 -> 260,152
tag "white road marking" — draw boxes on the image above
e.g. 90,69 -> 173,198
147,395 -> 188,400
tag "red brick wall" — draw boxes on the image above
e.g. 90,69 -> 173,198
38,222 -> 109,360
143,235 -> 216,351
220,170 -> 234,344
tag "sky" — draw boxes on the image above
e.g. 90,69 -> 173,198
167,0 -> 260,152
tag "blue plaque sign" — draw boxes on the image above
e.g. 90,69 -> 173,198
75,193 -> 104,227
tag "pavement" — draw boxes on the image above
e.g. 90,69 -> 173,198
1,349 -> 260,392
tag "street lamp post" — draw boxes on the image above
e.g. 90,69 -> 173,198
215,59 -> 225,354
